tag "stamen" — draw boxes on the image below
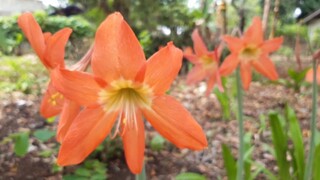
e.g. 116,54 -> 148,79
100,79 -> 152,138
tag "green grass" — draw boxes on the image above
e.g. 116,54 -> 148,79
0,55 -> 47,95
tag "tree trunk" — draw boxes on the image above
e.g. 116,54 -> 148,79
262,0 -> 271,33
216,0 -> 227,35
269,0 -> 280,39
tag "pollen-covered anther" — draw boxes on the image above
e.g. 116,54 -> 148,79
48,92 -> 63,106
98,79 -> 152,136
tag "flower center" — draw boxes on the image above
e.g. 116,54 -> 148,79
239,45 -> 261,63
200,55 -> 216,69
48,92 -> 63,106
98,79 -> 152,136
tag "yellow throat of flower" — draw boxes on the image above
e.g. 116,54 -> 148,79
239,45 -> 261,63
98,79 -> 152,136
200,55 -> 216,69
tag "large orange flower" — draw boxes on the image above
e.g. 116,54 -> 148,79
51,12 -> 207,174
219,17 -> 283,90
17,13 -> 91,142
305,66 -> 320,84
184,29 -> 223,95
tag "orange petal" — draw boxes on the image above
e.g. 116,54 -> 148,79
192,29 -> 208,56
17,13 -> 46,61
43,32 -> 52,44
92,12 -> 145,82
122,111 -> 145,174
44,28 -> 72,69
56,100 -> 81,143
144,42 -> 183,95
184,47 -> 199,64
183,47 -> 194,55
262,37 -> 283,53
51,68 -> 105,106
305,66 -> 320,84
142,95 -> 207,150
219,54 -> 240,76
206,70 -> 224,96
240,63 -> 252,90
186,65 -> 207,85
243,17 -> 263,45
222,35 -> 244,53
40,81 -> 64,118
57,107 -> 118,166
251,56 -> 278,80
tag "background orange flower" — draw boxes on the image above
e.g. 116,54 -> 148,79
220,17 -> 283,90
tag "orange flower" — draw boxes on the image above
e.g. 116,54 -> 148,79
305,66 -> 320,84
18,12 -> 71,118
51,12 -> 207,174
17,13 -> 91,142
184,29 -> 223,95
220,17 -> 283,90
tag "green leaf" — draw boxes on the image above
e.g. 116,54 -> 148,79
222,144 -> 237,180
33,129 -> 55,142
313,144 -> 320,179
63,175 -> 87,180
13,132 -> 29,157
91,174 -> 107,180
46,116 -> 56,124
244,133 -> 253,180
286,106 -> 305,179
175,172 -> 206,180
75,168 -> 91,177
269,112 -> 290,179
214,87 -> 231,120
39,150 -> 53,158
150,134 -> 166,151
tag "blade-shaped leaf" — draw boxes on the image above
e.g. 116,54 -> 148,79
313,144 -> 320,179
222,144 -> 237,180
286,106 -> 304,179
269,112 -> 290,179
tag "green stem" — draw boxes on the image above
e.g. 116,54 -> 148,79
236,67 -> 244,180
135,162 -> 146,180
304,57 -> 318,180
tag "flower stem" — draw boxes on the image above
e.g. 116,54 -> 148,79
304,56 -> 318,180
236,67 -> 244,180
135,162 -> 146,180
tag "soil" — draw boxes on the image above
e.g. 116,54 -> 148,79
0,57 -> 319,180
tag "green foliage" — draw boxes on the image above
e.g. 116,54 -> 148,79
214,87 -> 231,120
175,172 -> 206,180
286,106 -> 305,180
222,144 -> 237,180
277,46 -> 294,57
311,28 -> 320,50
33,129 -> 56,142
276,23 -> 308,40
0,56 -> 47,95
222,132 -> 270,180
63,160 -> 107,180
10,131 -> 30,157
313,144 -> 320,179
268,107 -> 320,179
286,68 -> 309,92
269,112 -> 290,179
150,134 -> 166,151
69,0 -> 198,57
0,11 -> 94,54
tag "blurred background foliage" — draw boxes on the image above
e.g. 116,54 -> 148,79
0,0 -> 319,57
